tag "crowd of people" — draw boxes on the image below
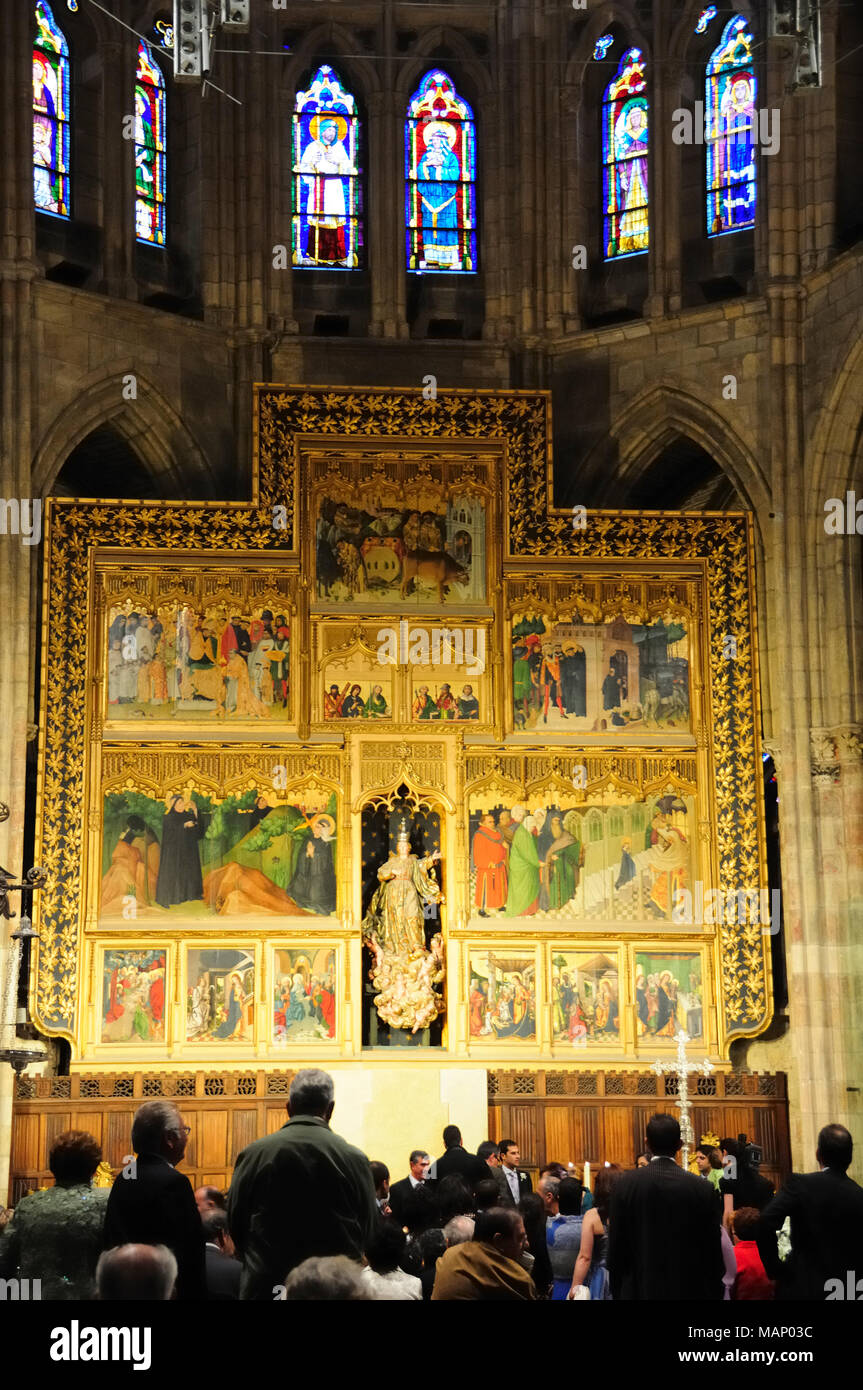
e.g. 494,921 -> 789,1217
1,1068 -> 861,1302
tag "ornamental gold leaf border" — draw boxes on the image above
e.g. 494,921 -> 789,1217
33,385 -> 769,1047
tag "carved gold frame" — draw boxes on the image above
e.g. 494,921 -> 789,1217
33,385 -> 769,1060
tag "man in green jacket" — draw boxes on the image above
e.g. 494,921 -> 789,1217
227,1068 -> 377,1300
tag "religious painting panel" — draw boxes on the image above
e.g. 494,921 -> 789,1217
99,947 -> 168,1045
633,950 -> 705,1044
272,945 -> 338,1043
315,625 -> 395,723
185,946 -> 256,1044
35,386 -> 769,1059
309,449 -> 493,609
99,564 -> 297,727
507,575 -> 696,737
96,749 -> 342,926
466,751 -> 698,925
468,949 -> 537,1043
549,948 -> 622,1050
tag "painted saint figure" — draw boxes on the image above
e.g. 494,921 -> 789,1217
298,115 -> 356,265
472,813 -> 508,916
154,792 -> 203,908
504,805 -> 540,917
287,814 -> 337,916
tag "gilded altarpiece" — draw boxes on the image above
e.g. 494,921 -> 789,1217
33,386 -> 770,1071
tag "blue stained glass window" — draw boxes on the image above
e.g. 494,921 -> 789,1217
135,42 -> 167,246
695,6 -> 718,34
292,66 -> 362,269
706,15 -> 756,235
33,1 -> 71,218
594,35 -> 614,61
602,48 -> 649,260
405,70 -> 477,274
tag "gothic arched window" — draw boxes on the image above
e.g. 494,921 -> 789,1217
33,1 -> 71,218
292,65 -> 362,269
602,48 -> 649,259
405,70 -> 477,273
705,15 -> 756,235
135,41 -> 167,246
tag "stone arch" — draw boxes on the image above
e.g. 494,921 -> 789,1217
669,0 -> 758,66
598,382 -> 769,519
282,24 -> 383,99
809,327 -> 863,503
32,370 -> 216,499
564,2 -> 651,90
395,28 -> 494,107
805,323 -> 863,727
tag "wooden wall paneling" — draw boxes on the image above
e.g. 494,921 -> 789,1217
543,1106 -> 574,1169
231,1108 -> 259,1164
599,1106 -> 634,1167
200,1109 -> 229,1168
570,1107 -> 600,1166
105,1110 -> 133,1167
266,1107 -> 286,1135
74,1110 -> 107,1149
11,1111 -> 42,1171
503,1105 -> 538,1166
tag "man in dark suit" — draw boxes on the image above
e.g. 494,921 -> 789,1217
756,1123 -> 863,1300
431,1125 -> 488,1192
227,1069 -> 377,1300
494,1139 -> 532,1206
389,1149 -> 432,1227
202,1209 -> 241,1300
102,1100 -> 205,1300
607,1113 -> 724,1300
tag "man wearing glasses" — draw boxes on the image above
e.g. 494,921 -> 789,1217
102,1101 -> 205,1299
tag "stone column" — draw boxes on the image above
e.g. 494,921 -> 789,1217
0,0 -> 39,1203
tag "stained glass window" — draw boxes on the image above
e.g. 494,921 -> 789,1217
292,65 -> 361,269
602,48 -> 649,260
695,6 -> 717,34
405,70 -> 476,274
135,42 -> 167,246
594,35 -> 614,61
33,1 -> 71,218
706,15 -> 756,235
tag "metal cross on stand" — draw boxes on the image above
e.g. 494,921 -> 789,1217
652,1029 -> 713,1170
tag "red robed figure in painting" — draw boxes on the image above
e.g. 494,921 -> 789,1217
472,814 -> 508,913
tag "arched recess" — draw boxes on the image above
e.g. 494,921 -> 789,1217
280,27 -> 381,336
396,28 -> 493,340
806,330 -> 863,728
563,7 -> 652,327
33,371 -> 216,499
578,383 -> 769,519
671,1 -> 760,307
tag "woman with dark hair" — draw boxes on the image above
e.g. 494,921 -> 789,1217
361,1217 -> 422,1299
635,1152 -> 649,1168
518,1192 -> 553,1298
0,1130 -> 109,1299
436,1174 -> 474,1226
568,1162 -> 623,1301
